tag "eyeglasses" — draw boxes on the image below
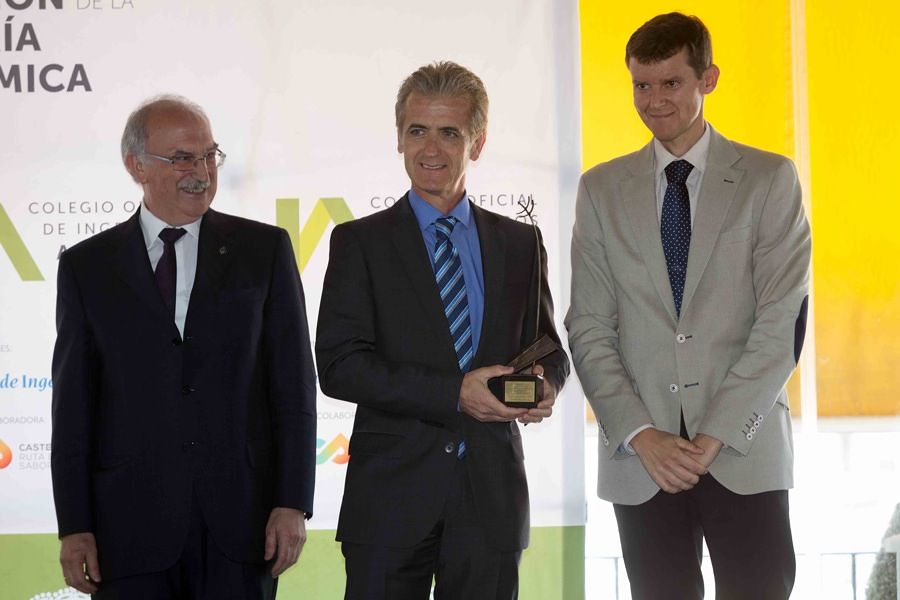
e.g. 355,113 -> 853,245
143,148 -> 226,171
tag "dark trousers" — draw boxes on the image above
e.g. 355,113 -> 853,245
342,459 -> 521,600
94,489 -> 277,600
613,475 -> 795,600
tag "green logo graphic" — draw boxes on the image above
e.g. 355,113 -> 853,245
276,198 -> 354,272
0,203 -> 43,281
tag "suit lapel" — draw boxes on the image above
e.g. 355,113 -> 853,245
472,205 -> 506,367
185,209 -> 233,330
111,210 -> 180,333
680,129 -> 743,316
621,143 -> 679,323
390,196 -> 460,367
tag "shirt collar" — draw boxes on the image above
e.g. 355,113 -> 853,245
408,189 -> 473,233
139,200 -> 203,250
653,122 -> 711,182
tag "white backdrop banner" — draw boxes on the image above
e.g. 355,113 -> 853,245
0,0 -> 583,535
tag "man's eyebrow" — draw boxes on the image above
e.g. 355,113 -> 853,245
172,144 -> 218,154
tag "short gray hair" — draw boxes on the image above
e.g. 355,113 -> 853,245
120,94 -> 208,163
395,61 -> 489,137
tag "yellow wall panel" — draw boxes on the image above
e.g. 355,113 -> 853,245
806,3 -> 900,415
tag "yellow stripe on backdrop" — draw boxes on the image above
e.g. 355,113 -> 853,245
579,0 -> 806,416
806,2 -> 900,416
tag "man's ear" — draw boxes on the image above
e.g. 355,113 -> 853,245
124,153 -> 147,184
469,130 -> 487,161
702,64 -> 720,94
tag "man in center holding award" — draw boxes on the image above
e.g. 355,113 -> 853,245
316,61 -> 569,599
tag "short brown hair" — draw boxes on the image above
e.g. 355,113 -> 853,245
395,61 -> 489,137
625,13 -> 712,78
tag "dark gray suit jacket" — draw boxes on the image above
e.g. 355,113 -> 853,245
316,195 -> 569,552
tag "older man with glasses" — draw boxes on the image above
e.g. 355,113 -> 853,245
51,95 -> 317,599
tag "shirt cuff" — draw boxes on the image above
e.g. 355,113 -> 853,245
621,423 -> 655,455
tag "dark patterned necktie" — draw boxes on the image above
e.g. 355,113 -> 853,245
434,217 -> 471,458
155,227 -> 186,316
661,159 -> 694,317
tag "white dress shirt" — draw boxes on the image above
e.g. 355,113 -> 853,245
139,202 -> 202,336
622,124 -> 712,453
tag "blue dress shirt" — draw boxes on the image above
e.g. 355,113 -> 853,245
408,190 -> 485,360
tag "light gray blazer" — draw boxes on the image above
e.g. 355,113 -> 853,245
566,126 -> 811,505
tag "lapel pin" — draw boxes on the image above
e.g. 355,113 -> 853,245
219,246 -> 227,255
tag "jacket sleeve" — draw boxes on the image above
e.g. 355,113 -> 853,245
263,229 -> 318,515
51,251 -> 98,537
697,158 -> 811,454
315,224 -> 463,429
565,175 -> 655,457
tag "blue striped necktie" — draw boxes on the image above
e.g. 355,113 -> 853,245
434,216 -> 471,457
660,159 -> 694,318
434,217 -> 473,372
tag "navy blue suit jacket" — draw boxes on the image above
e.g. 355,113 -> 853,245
51,208 -> 316,579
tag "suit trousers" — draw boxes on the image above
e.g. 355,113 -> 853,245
93,486 -> 277,600
342,457 -> 521,600
613,472 -> 795,600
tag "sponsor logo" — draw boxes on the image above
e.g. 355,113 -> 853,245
14,441 -> 51,470
275,197 -> 354,273
0,439 -> 12,469
0,202 -> 43,281
316,433 -> 349,465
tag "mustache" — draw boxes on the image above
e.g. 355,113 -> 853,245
178,179 -> 211,193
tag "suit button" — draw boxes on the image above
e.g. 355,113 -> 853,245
669,384 -> 679,393
181,385 -> 195,395
676,334 -> 687,344
746,432 -> 754,441
750,426 -> 758,434
182,441 -> 199,452
172,337 -> 183,346
444,442 -> 455,454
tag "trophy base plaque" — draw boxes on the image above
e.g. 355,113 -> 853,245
488,373 -> 544,408
487,335 -> 560,408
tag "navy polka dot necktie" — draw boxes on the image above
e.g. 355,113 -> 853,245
661,159 -> 694,318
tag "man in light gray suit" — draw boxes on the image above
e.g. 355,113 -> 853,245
566,13 -> 810,600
